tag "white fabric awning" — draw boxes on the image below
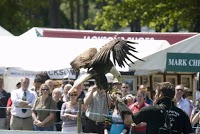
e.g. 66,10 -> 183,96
129,34 -> 200,75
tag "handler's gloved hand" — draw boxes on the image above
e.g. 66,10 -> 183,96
116,98 -> 132,121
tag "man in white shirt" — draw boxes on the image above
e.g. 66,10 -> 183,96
10,77 -> 37,130
84,85 -> 112,134
175,85 -> 191,116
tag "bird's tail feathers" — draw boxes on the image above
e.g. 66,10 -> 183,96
109,66 -> 122,83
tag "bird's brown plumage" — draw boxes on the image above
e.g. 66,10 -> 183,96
70,48 -> 97,71
70,38 -> 142,71
90,38 -> 141,68
69,38 -> 143,91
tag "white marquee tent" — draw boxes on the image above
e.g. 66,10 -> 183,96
0,36 -> 170,91
0,26 -> 14,36
129,34 -> 200,75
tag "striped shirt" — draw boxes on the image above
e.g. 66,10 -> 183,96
85,91 -> 109,122
61,102 -> 78,127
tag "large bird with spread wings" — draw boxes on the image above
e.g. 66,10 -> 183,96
69,38 -> 143,92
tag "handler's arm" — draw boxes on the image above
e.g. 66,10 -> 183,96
84,85 -> 97,106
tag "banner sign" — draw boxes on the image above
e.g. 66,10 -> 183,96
166,53 -> 200,72
7,68 -> 76,79
41,68 -> 76,79
43,30 -> 197,44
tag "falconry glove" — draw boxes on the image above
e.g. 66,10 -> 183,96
116,98 -> 132,121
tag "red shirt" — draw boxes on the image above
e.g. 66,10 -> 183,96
7,97 -> 12,107
129,102 -> 149,132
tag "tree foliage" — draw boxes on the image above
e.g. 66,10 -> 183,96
87,0 -> 200,32
0,0 -> 49,35
0,0 -> 200,35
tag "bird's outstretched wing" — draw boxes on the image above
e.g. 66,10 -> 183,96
70,48 -> 97,70
91,38 -> 143,68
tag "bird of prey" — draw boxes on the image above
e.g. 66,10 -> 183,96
68,38 -> 143,92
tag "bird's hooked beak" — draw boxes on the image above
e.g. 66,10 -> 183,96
109,66 -> 122,83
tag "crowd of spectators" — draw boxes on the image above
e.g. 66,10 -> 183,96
0,74 -> 199,133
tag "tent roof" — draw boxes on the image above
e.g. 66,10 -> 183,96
19,27 -> 43,37
0,36 -> 170,72
129,34 -> 200,75
0,26 -> 14,36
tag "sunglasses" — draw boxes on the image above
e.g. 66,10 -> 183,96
41,88 -> 49,91
70,94 -> 77,97
122,87 -> 129,88
176,89 -> 183,92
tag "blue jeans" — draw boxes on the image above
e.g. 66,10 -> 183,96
33,124 -> 54,131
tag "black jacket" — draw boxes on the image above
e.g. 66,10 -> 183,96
0,90 -> 10,118
132,98 -> 193,134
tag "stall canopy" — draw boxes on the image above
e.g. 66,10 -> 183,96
20,27 -> 197,44
129,34 -> 200,75
0,36 -> 170,78
0,26 -> 14,36
19,27 -> 43,37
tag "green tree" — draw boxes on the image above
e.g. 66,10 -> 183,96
86,0 -> 200,32
0,0 -> 50,35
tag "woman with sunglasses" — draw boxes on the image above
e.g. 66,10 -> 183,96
60,90 -> 78,132
32,83 -> 57,131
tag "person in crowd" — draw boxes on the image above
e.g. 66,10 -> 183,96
191,98 -> 200,121
6,97 -> 12,130
0,76 -> 10,129
6,82 -> 20,129
16,82 -> 21,89
191,108 -> 200,133
52,88 -> 64,131
124,94 -> 135,107
84,85 -> 112,134
110,91 -> 123,110
112,78 -> 122,92
62,84 -> 72,102
183,87 -> 194,117
190,98 -> 200,133
69,81 -> 86,128
175,84 -> 191,116
68,79 -> 74,86
129,90 -> 149,134
45,79 -> 54,96
59,80 -> 69,93
138,85 -> 153,105
121,82 -> 130,97
60,90 -> 78,132
53,80 -> 61,89
121,82 -> 194,134
105,91 -> 128,134
30,77 -> 43,96
10,77 -> 37,130
32,83 -> 57,131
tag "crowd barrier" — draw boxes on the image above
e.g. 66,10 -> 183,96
1,99 -> 198,133
0,130 -> 83,134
